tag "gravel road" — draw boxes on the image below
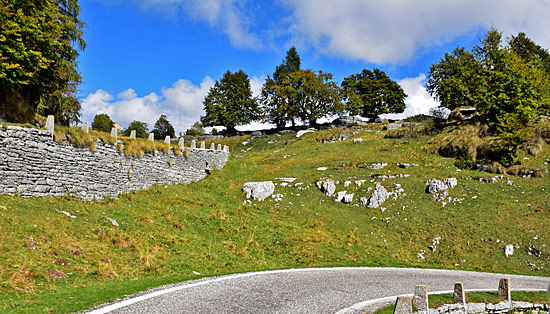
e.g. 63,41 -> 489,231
83,267 -> 549,314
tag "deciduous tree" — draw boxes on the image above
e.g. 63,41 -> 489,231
341,69 -> 407,121
91,114 -> 113,133
201,70 -> 260,134
0,0 -> 86,125
123,121 -> 149,138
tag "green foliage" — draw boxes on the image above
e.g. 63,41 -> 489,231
0,0 -> 86,124
152,114 -> 175,140
123,120 -> 149,138
273,70 -> 342,126
91,114 -> 114,133
262,47 -> 303,128
201,70 -> 260,133
427,28 -> 550,149
341,68 -> 407,120
454,146 -> 476,170
185,121 -> 204,137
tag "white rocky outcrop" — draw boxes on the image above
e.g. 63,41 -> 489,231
243,181 -> 275,201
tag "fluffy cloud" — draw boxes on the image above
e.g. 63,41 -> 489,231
81,76 -> 271,134
137,0 -> 261,49
382,74 -> 440,120
283,0 -> 550,64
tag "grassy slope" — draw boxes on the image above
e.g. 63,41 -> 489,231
0,126 -> 549,313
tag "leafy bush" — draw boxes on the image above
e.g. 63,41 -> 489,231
454,147 -> 476,170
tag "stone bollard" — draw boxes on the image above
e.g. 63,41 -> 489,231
200,141 -> 205,149
178,137 -> 184,147
148,133 -> 155,142
210,143 -> 215,150
498,278 -> 511,301
82,122 -> 89,133
191,140 -> 196,149
224,145 -> 229,152
217,144 -> 222,151
453,282 -> 466,305
164,135 -> 170,144
414,285 -> 429,313
394,296 -> 413,314
110,127 -> 118,140
45,115 -> 55,135
130,130 -> 136,139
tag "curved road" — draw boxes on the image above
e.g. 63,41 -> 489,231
84,267 -> 549,314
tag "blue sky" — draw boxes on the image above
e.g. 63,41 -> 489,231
78,0 -> 550,134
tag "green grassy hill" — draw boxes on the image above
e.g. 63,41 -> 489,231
1,124 -> 549,313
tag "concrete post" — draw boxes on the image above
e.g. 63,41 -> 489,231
130,130 -> 136,139
82,122 -> 89,133
453,282 -> 466,304
200,141 -> 205,149
223,145 -> 229,152
413,285 -> 429,313
393,296 -> 413,314
217,144 -> 222,151
498,278 -> 511,301
164,136 -> 170,144
45,115 -> 55,135
210,143 -> 215,150
110,127 -> 117,141
148,133 -> 154,142
178,138 -> 184,147
191,140 -> 196,149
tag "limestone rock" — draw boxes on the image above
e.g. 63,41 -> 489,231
316,179 -> 336,196
368,183 -> 388,208
359,197 -> 368,206
426,178 -> 457,201
335,191 -> 347,202
383,123 -> 402,130
242,181 -> 275,201
505,244 -> 514,256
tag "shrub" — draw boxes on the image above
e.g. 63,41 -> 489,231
454,147 -> 476,170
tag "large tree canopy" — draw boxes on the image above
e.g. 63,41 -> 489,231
262,47 -> 302,128
341,68 -> 407,121
0,0 -> 85,125
274,70 -> 342,126
427,28 -> 550,164
201,70 -> 260,133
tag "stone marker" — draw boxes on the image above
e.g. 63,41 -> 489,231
394,296 -> 413,314
414,285 -> 429,312
217,144 -> 222,151
210,143 -> 215,150
498,278 -> 511,301
453,282 -> 466,304
45,115 -> 55,135
191,140 -> 196,149
82,122 -> 89,133
224,145 -> 229,152
178,138 -> 184,147
110,127 -> 117,140
200,141 -> 205,149
130,130 -> 136,139
148,133 -> 154,142
164,136 -> 170,144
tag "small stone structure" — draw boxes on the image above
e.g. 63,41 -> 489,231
0,122 -> 229,201
392,279 -> 548,314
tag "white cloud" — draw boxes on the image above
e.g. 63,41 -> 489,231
137,0 -> 262,49
283,0 -> 550,64
249,75 -> 264,98
81,75 -> 266,134
382,74 -> 440,120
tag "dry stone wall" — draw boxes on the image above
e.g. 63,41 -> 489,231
0,125 -> 229,201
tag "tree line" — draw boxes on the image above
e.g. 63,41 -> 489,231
200,46 -> 407,133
